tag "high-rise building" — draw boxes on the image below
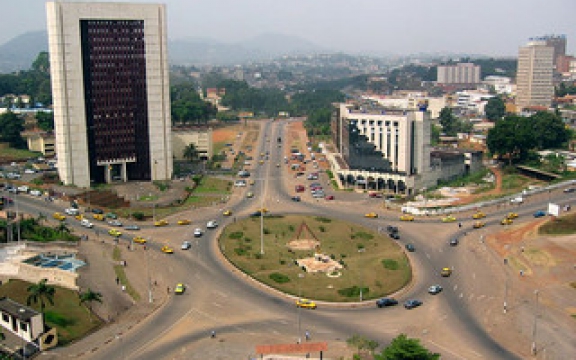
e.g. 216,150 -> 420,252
46,2 -> 172,188
437,63 -> 481,85
516,40 -> 554,110
542,34 -> 567,71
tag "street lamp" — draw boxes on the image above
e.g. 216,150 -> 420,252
146,238 -> 153,303
532,290 -> 540,355
297,273 -> 304,343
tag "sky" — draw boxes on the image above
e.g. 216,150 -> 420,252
2,0 -> 575,57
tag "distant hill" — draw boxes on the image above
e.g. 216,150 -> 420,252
0,31 -> 48,73
0,31 -> 325,72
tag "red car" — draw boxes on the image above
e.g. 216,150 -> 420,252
369,192 -> 382,198
325,195 -> 335,200
295,185 -> 305,193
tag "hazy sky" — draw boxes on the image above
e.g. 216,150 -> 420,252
3,0 -> 575,57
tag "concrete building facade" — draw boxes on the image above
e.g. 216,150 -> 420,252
46,2 -> 172,188
516,40 -> 554,110
172,127 -> 213,161
437,63 -> 481,85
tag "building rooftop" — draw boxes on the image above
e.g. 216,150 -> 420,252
0,297 -> 40,322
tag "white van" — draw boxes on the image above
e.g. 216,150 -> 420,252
64,208 -> 80,216
80,219 -> 93,228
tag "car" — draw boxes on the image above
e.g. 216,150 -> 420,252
105,212 -> 118,219
29,190 -> 42,197
133,236 -> 147,244
404,299 -> 423,309
472,212 -> 486,219
276,163 -> 280,167
364,212 -> 378,218
17,185 -> 29,193
325,195 -> 335,200
177,219 -> 191,225
207,220 -> 218,229
108,220 -> 122,227
440,267 -> 452,277
75,214 -> 84,221
24,169 -> 36,174
533,210 -> 546,218
312,192 -> 325,198
161,245 -> 174,254
181,241 -> 191,250
174,283 -> 185,294
428,285 -> 443,295
237,170 -> 250,178
506,212 -> 519,219
246,192 -> 254,198
193,228 -> 203,237
295,185 -> 305,193
501,218 -> 513,225
53,212 -> 66,221
93,214 -> 105,221
449,238 -> 459,246
296,298 -> 317,309
125,224 -> 140,231
259,160 -> 264,165
234,180 -> 247,187
108,229 -> 122,237
248,180 -> 255,186
92,208 -> 104,214
400,214 -> 414,221
64,208 -> 79,216
250,211 -> 263,217
386,225 -> 398,234
222,210 -> 232,216
369,192 -> 383,198
405,244 -> 415,252
473,221 -> 485,229
80,219 -> 93,228
442,215 -> 457,222
389,232 -> 400,240
563,188 -> 575,193
510,197 -> 524,204
154,219 -> 169,227
376,298 -> 398,308
291,196 -> 301,202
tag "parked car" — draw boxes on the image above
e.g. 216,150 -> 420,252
400,214 -> 414,221
501,218 -> 513,225
291,196 -> 301,202
376,298 -> 398,308
193,228 -> 203,237
428,285 -> 443,295
181,241 -> 191,250
473,221 -> 485,229
442,215 -> 457,222
207,220 -> 218,229
325,195 -> 335,200
368,192 -> 383,198
92,208 -> 104,214
64,208 -> 79,216
449,238 -> 459,246
53,212 -> 66,221
108,229 -> 122,237
364,212 -> 378,218
404,299 -> 423,309
223,210 -> 232,216
405,244 -> 415,252
177,219 -> 191,225
563,188 -> 575,193
29,190 -> 42,197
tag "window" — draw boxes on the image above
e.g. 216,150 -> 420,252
2,313 -> 8,322
20,322 -> 27,331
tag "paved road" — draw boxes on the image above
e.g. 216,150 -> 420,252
8,119 -> 575,359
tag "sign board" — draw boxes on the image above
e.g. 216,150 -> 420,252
548,203 -> 560,217
256,342 -> 328,355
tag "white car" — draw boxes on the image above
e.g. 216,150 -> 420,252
181,241 -> 191,250
80,219 -> 94,228
24,169 -> 36,174
193,228 -> 203,237
64,208 -> 80,216
17,185 -> 29,193
29,190 -> 42,196
234,180 -> 246,187
207,220 -> 218,229
108,220 -> 123,227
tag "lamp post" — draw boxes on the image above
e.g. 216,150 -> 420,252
532,290 -> 540,355
146,238 -> 153,303
504,277 -> 509,314
297,273 -> 304,343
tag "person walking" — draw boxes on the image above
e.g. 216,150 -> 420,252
305,330 -> 310,341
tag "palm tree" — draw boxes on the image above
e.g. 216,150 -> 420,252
183,143 -> 199,163
79,289 -> 103,321
54,221 -> 71,235
27,279 -> 55,314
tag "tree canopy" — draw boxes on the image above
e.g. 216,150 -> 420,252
170,84 -> 217,124
27,279 -> 56,313
0,52 -> 52,106
0,111 -> 26,148
375,334 -> 440,360
438,107 -> 472,136
485,97 -> 506,121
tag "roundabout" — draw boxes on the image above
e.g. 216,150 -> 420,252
219,214 -> 412,303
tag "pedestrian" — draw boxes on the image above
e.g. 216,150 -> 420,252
305,330 -> 310,341
211,330 -> 216,338
115,277 -> 119,285
167,286 -> 170,294
121,285 -> 126,292
520,270 -> 524,277
458,222 -> 462,228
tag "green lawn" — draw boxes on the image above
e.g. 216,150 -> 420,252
0,148 -> 42,160
193,176 -> 231,194
219,215 -> 412,302
0,279 -> 102,345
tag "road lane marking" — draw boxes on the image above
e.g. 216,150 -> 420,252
459,293 -> 464,298
427,340 -> 469,360
453,285 -> 458,291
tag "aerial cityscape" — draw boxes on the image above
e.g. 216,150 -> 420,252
0,1 -> 575,359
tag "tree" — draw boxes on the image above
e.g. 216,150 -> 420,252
375,334 -> 440,360
36,111 -> 54,132
0,111 -> 26,148
79,288 -> 103,321
27,279 -> 56,314
347,334 -> 379,356
54,221 -> 71,235
485,97 -> 506,121
530,111 -> 570,150
438,107 -> 458,136
486,116 -> 534,164
183,143 -> 199,162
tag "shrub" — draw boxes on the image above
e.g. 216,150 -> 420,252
263,228 -> 270,234
234,248 -> 247,256
279,259 -> 286,265
315,216 -> 332,223
244,237 -> 252,243
254,253 -> 263,259
228,231 -> 244,239
353,231 -> 373,240
382,259 -> 399,270
319,225 -> 326,232
288,225 -> 295,232
269,272 -> 291,283
132,212 -> 145,221
357,244 -> 365,250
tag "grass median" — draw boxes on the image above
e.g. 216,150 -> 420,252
219,215 -> 412,302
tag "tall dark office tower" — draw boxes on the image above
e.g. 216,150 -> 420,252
46,2 -> 172,187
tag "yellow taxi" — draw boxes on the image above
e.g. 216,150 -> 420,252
364,212 -> 378,218
473,221 -> 485,228
249,180 -> 255,186
442,215 -> 457,223
53,212 -> 66,221
506,212 -> 518,219
175,283 -> 185,294
223,210 -> 232,216
177,219 -> 191,225
259,160 -> 264,165
441,267 -> 452,277
133,236 -> 147,244
75,214 -> 84,221
154,219 -> 169,227
93,214 -> 105,221
246,192 -> 254,198
296,298 -> 317,309
472,212 -> 486,219
161,245 -> 174,254
501,218 -> 513,225
108,229 -> 122,237
400,214 -> 415,221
